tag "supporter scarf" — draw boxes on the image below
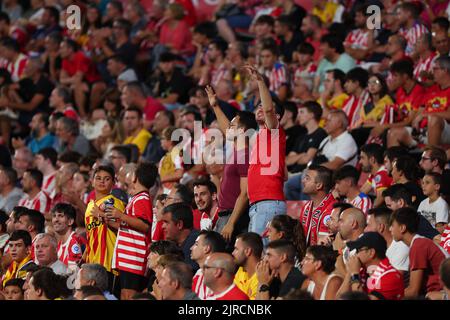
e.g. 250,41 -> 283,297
1,255 -> 32,289
301,194 -> 335,245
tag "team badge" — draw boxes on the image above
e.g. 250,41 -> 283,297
71,244 -> 81,255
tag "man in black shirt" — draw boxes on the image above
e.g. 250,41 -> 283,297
275,15 -> 304,63
419,146 -> 450,202
281,101 -> 306,155
256,240 -> 306,299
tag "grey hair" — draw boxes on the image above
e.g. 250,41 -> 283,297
329,109 -> 349,129
435,55 -> 450,74
58,117 -> 79,136
35,233 -> 58,249
165,262 -> 193,289
15,147 -> 34,164
80,263 -> 109,292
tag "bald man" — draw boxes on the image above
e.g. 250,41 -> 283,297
204,253 -> 249,300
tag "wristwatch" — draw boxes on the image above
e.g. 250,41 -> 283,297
350,273 -> 361,285
259,284 -> 270,292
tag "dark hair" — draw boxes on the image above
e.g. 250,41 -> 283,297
18,209 -> 45,234
423,146 -> 447,170
58,117 -> 79,136
44,6 -> 60,24
163,203 -> 193,230
432,17 -> 450,32
267,239 -> 297,264
236,111 -> 258,131
0,11 -> 11,24
131,292 -> 157,300
1,166 -> 18,186
339,291 -> 370,300
390,59 -> 414,78
157,110 -> 175,126
149,240 -> 184,259
326,69 -> 346,86
368,73 -> 389,98
125,81 -> 147,98
0,37 -> 20,52
93,165 -> 115,179
261,40 -> 279,57
9,230 -> 32,247
108,54 -> 128,66
78,285 -> 104,299
193,178 -> 217,194
111,145 -> 132,163
108,0 -> 123,13
159,52 -> 178,63
424,172 -> 442,187
346,67 -> 369,88
58,151 -> 82,164
354,2 -> 370,16
297,42 -> 315,56
24,169 -> 43,189
307,165 -> 334,193
361,143 -> 385,165
113,18 -> 132,35
399,2 -> 420,19
306,245 -> 338,274
4,278 -> 25,290
333,165 -> 360,185
135,162 -> 158,189
236,232 -> 264,259
180,104 -> 203,122
193,22 -> 217,39
367,207 -> 393,226
393,156 -> 420,181
284,101 -> 298,122
62,38 -> 79,52
199,230 -> 226,253
320,34 -> 344,54
0,210 -> 8,232
173,183 -> 194,206
384,146 -> 408,163
254,14 -> 275,27
36,148 -> 58,167
332,202 -> 354,213
390,207 -> 420,233
269,216 -> 306,260
382,184 -> 413,206
276,14 -> 294,30
210,39 -> 228,57
124,105 -> 143,119
440,258 -> 450,289
51,203 -> 77,228
164,261 -> 194,289
299,101 -> 323,122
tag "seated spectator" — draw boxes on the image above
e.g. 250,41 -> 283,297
2,278 -> 25,300
280,101 -> 306,156
343,232 -> 404,300
75,263 -> 117,300
34,233 -> 68,275
34,147 -> 57,197
27,6 -> 62,52
413,33 -> 437,85
342,3 -> 372,62
106,54 -> 138,91
334,165 -> 372,214
390,207 -> 448,298
121,107 -> 151,155
391,156 -> 425,207
159,126 -> 183,194
275,15 -> 303,63
192,179 -> 219,231
292,43 -> 318,104
0,167 -> 23,213
17,169 -> 51,218
418,146 -> 450,200
12,147 -> 34,181
318,69 -> 348,116
55,117 -> 91,157
1,230 -> 33,287
48,86 -> 79,122
199,39 -> 231,89
26,267 -> 69,300
300,245 -> 342,300
74,285 -> 106,300
342,67 -> 370,130
158,261 -> 199,300
256,239 -> 306,300
204,252 -> 249,300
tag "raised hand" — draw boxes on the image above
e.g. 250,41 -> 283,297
205,85 -> 219,107
241,64 -> 264,82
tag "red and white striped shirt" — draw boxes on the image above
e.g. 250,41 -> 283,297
42,172 -> 56,199
18,190 -> 51,214
112,191 -> 153,276
57,231 -> 83,268
200,208 -> 219,231
440,225 -> 450,255
399,22 -> 429,56
0,53 -> 29,82
342,90 -> 370,128
211,63 -> 230,87
346,193 -> 373,215
414,51 -> 437,83
262,62 -> 288,93
366,258 -> 404,300
344,28 -> 370,50
192,268 -> 212,300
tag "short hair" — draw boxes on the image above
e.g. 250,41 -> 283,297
149,240 -> 184,259
306,245 -> 338,274
299,101 -> 322,122
164,262 -> 194,289
62,38 -> 79,52
172,183 -> 194,206
193,22 -> 217,39
93,165 -> 115,179
432,17 -> 450,32
35,233 -> 58,249
36,148 -> 58,167
308,165 -> 334,193
329,109 -> 349,129
390,59 -> 414,78
31,268 -> 67,300
58,151 -> 82,164
440,258 -> 450,289
193,178 -> 217,194
424,172 -> 442,187
51,203 -> 77,224
339,291 -> 370,300
4,278 -> 25,290
236,232 -> 263,259
163,203 -> 193,230
113,18 -> 132,35
367,207 -> 393,226
210,39 -> 228,57
124,106 -> 143,119
80,264 -> 109,292
261,40 -> 279,57
424,146 -> 447,170
332,202 -> 354,213
333,165 -> 360,186
0,37 -> 19,52
384,146 -> 408,163
111,145 -> 132,163
254,14 -> 275,27
199,230 -> 226,253
399,2 -> 420,19
283,101 -> 298,122
108,54 -> 128,66
180,105 -> 202,122
167,3 -> 185,20
382,184 -> 413,206
267,239 -> 296,264
297,42 -> 315,56
78,285 -> 104,299
108,0 -> 123,13
135,162 -> 158,189
157,110 -> 175,126
125,82 -> 147,98
1,166 -> 18,186
9,230 -> 32,247
320,34 -> 344,54
236,111 -> 258,131
159,52 -> 177,63
393,156 -> 420,181
390,207 -> 420,233
24,169 -> 43,189
361,143 -> 385,165
346,67 -> 369,88
58,117 -> 79,136
0,11 -> 10,24
0,210 -> 8,232
44,6 -> 60,23
326,69 -> 346,86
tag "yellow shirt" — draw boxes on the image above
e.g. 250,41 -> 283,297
123,129 -> 152,155
159,147 -> 183,189
1,255 -> 32,288
85,195 -> 125,272
318,93 -> 349,127
313,2 -> 339,24
234,267 -> 258,300
360,94 -> 393,122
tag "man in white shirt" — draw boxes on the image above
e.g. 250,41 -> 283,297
34,233 -> 68,275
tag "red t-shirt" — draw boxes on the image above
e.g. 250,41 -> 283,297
409,235 -> 447,294
61,51 -> 101,83
440,225 -> 450,254
395,83 -> 425,121
57,231 -> 83,267
424,84 -> 450,114
366,258 -> 404,300
247,126 -> 286,204
366,166 -> 392,194
144,97 -> 166,123
207,284 -> 249,300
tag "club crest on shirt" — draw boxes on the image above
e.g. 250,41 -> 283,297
375,175 -> 381,183
71,244 -> 81,255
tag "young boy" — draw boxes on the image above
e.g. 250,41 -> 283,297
293,43 -> 317,95
418,173 -> 449,234
3,278 -> 25,300
158,126 -> 183,194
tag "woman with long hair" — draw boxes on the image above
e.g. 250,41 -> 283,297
300,245 -> 342,300
93,117 -> 124,157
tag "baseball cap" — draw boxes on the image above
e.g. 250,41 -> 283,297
346,232 -> 387,258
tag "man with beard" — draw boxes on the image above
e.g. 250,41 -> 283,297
334,166 -> 372,215
343,3 -> 372,62
51,203 -> 83,271
199,39 -> 230,88
192,179 -> 219,231
34,147 -> 57,198
419,146 -> 450,200
17,169 -> 51,218
359,144 -> 392,208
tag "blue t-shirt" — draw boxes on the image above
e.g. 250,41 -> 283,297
27,133 -> 56,154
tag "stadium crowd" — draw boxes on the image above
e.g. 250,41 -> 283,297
1,0 -> 450,301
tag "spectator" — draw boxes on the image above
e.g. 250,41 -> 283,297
343,3 -> 372,62
74,285 -> 106,300
275,15 -> 304,63
34,233 -> 68,275
334,165 -> 372,214
390,207 -> 448,298
48,86 -> 80,122
342,67 -> 370,130
391,156 -> 425,207
26,267 -> 69,300
13,208 -> 45,261
75,263 -> 117,300
159,126 -> 183,194
397,2 -> 429,57
17,169 -> 51,217
365,207 -> 410,273
12,147 -> 33,181
192,179 -> 219,231
34,147 -> 57,197
199,39 -> 230,88
318,69 -> 348,116
1,230 -> 33,287
413,33 -> 437,85
158,261 -> 198,300
204,252 -> 249,300
256,239 -> 306,300
300,245 -> 342,300
190,230 -> 226,299
3,278 -> 25,300
258,41 -> 289,101
27,6 -> 61,52
0,167 -> 23,213
419,146 -> 450,199
232,232 -> 263,300
55,117 -> 91,157
106,54 -> 138,91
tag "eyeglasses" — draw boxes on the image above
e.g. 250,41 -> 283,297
356,247 -> 370,253
302,255 -> 315,262
421,157 -> 431,161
